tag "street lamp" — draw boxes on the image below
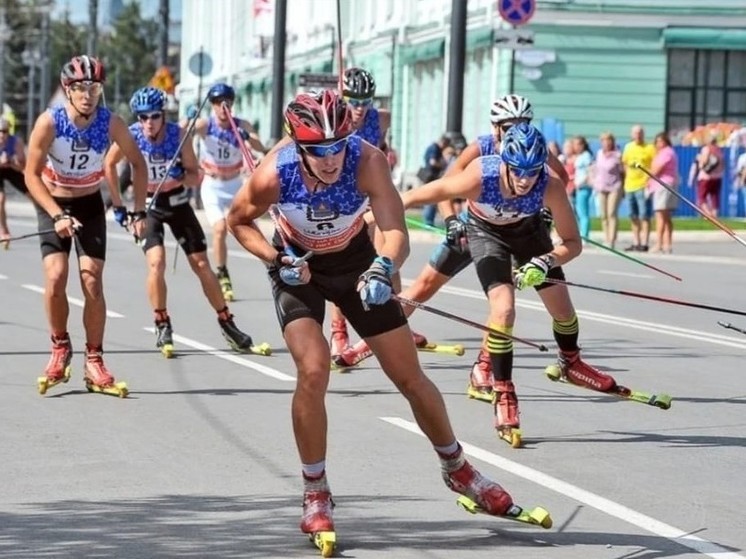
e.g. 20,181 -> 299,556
22,48 -> 42,131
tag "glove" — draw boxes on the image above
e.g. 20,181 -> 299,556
358,256 -> 394,309
186,106 -> 199,120
274,249 -> 311,286
112,206 -> 129,228
238,128 -> 250,141
444,216 -> 467,252
168,163 -> 185,180
514,255 -> 555,291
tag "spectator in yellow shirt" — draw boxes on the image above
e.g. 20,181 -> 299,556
621,125 -> 656,251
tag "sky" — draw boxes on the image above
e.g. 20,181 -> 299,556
52,0 -> 182,25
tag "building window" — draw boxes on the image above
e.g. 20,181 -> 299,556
667,49 -> 746,134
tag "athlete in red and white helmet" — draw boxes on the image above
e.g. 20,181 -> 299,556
226,89 -> 523,550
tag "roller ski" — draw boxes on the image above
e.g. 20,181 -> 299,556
301,477 -> 336,558
413,331 -> 465,356
219,313 -> 272,356
494,380 -> 522,448
155,318 -> 175,358
217,267 -> 234,302
329,319 -> 351,369
457,495 -> 552,529
83,345 -> 129,398
466,349 -> 494,403
545,351 -> 672,410
37,334 -> 73,395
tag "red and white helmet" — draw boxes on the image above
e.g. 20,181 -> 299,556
60,55 -> 106,87
284,90 -> 353,143
490,94 -> 533,125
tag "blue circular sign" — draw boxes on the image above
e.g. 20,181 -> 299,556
188,51 -> 213,77
498,0 -> 535,26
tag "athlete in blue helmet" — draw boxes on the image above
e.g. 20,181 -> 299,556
401,122 -> 625,448
191,82 -> 268,301
104,86 -> 261,357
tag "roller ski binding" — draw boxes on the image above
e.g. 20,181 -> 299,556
217,267 -> 234,302
37,334 -> 73,395
83,345 -> 128,398
457,495 -> 552,529
219,314 -> 271,356
301,488 -> 336,557
494,380 -> 522,448
546,351 -> 672,410
466,349 -> 494,403
155,318 -> 174,358
329,319 -> 350,366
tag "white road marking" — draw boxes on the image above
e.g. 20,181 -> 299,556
21,284 -> 125,318
597,269 -> 654,279
0,273 -> 7,280
381,416 -> 746,559
143,327 -> 296,382
415,282 -> 746,350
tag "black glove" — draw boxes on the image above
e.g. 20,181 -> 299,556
444,216 -> 467,252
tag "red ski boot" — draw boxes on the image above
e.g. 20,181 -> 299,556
329,319 -> 350,360
494,380 -> 522,448
546,351 -> 617,393
83,345 -> 129,398
441,447 -> 514,516
467,349 -> 494,403
332,339 -> 373,370
412,330 -> 428,348
37,334 -> 73,395
301,477 -> 336,557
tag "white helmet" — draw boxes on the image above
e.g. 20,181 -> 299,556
490,95 -> 534,124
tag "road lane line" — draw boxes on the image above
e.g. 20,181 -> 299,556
381,416 -> 745,559
22,284 -> 125,318
143,327 -> 296,382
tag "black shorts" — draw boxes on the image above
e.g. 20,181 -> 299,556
36,191 -> 107,260
269,228 -> 407,338
0,168 -> 28,194
142,187 -> 207,255
427,237 -> 472,278
466,212 -> 565,293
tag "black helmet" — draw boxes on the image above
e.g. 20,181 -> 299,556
444,131 -> 467,150
343,67 -> 376,99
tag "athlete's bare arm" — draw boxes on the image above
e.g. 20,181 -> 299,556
378,109 -> 391,149
179,129 -> 201,188
103,143 -> 125,207
190,117 -> 208,139
402,158 -> 482,210
239,120 -> 267,155
12,137 -> 26,171
543,176 -> 582,264
110,116 -> 147,213
437,141 -> 482,218
227,152 -> 281,264
24,113 -> 62,218
357,145 -> 409,271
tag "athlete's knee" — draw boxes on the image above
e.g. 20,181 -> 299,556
212,219 -> 227,237
295,366 -> 330,398
147,255 -> 167,277
187,252 -> 210,274
79,271 -> 104,300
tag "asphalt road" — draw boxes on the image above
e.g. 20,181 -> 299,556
1,210 -> 745,559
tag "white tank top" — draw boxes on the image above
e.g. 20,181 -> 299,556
198,117 -> 244,178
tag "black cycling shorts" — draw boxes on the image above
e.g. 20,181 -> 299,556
427,238 -> 472,278
0,168 -> 28,194
466,212 -> 565,293
142,187 -> 207,255
269,228 -> 407,338
36,191 -> 107,260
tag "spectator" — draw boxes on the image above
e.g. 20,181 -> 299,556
547,140 -> 561,160
572,136 -> 594,241
690,136 -> 724,218
621,124 -> 655,252
593,132 -> 624,249
736,148 -> 746,188
648,132 -> 679,254
560,139 -> 576,200
418,133 -> 452,226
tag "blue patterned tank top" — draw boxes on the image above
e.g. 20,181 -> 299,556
130,121 -> 183,192
477,134 -> 497,156
353,107 -> 381,147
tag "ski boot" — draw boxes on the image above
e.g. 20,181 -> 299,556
83,345 -> 129,398
301,481 -> 336,557
545,351 -> 616,393
494,380 -> 522,448
332,338 -> 373,371
217,267 -> 234,302
37,334 -> 73,395
466,349 -> 494,403
155,318 -> 175,358
219,313 -> 271,355
442,448 -> 514,517
329,319 -> 350,364
412,330 -> 428,348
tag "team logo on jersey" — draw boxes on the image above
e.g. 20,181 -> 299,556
71,137 -> 90,152
149,152 -> 167,164
306,200 -> 338,222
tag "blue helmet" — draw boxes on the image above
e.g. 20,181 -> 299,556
207,83 -> 235,102
129,86 -> 166,114
500,122 -> 547,174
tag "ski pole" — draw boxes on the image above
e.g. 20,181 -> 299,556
717,320 -> 746,336
581,236 -> 682,281
224,103 -> 256,173
633,163 -> 746,250
404,215 -> 443,234
2,228 -> 56,248
544,277 -> 746,318
393,295 -> 549,352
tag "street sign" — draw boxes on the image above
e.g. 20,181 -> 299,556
298,73 -> 339,89
498,0 -> 536,26
494,28 -> 535,50
188,51 -> 213,77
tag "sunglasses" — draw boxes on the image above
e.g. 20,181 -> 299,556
138,112 -> 163,122
213,98 -> 233,106
299,137 -> 349,158
508,165 -> 543,179
344,97 -> 373,108
69,81 -> 103,94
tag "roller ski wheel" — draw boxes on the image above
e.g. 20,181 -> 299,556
37,367 -> 72,395
497,426 -> 523,449
160,344 -> 175,358
217,271 -> 235,302
155,320 -> 175,358
85,378 -> 129,398
456,495 -> 552,529
309,531 -> 336,558
249,342 -> 272,356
